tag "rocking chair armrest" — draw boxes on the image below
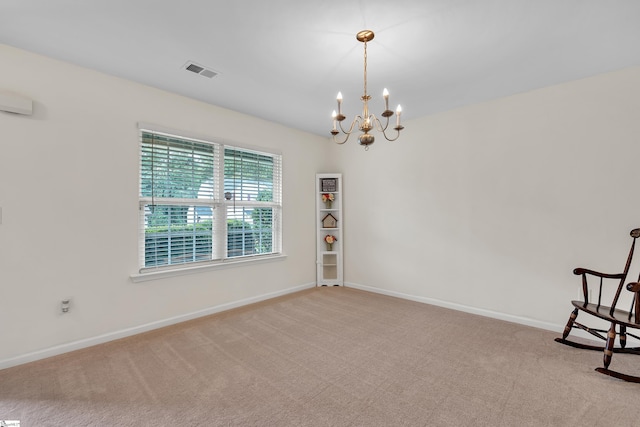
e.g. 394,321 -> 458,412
627,282 -> 640,293
573,268 -> 625,279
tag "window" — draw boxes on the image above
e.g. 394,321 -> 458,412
139,128 -> 282,271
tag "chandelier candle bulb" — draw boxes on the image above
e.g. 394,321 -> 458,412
383,88 -> 389,110
396,105 -> 402,127
332,110 -> 337,131
337,92 -> 343,115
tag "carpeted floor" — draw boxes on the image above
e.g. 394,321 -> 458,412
2,287 -> 640,426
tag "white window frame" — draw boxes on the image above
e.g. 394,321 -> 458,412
132,123 -> 283,282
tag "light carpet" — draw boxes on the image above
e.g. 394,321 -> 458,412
2,287 -> 640,426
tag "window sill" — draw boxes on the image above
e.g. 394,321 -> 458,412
130,254 -> 287,283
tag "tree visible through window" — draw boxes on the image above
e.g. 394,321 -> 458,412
139,129 -> 282,270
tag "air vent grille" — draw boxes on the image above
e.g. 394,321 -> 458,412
186,64 -> 204,74
183,61 -> 219,79
200,69 -> 217,78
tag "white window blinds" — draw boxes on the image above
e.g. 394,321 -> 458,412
139,128 -> 282,271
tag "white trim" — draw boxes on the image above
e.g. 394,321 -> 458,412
0,281 -> 315,371
130,253 -> 287,282
345,281 -> 563,332
345,282 -> 640,344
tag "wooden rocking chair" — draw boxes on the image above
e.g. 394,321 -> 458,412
555,228 -> 640,382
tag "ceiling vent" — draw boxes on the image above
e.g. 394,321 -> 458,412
183,61 -> 219,79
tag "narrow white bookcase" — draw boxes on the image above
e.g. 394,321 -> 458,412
316,173 -> 343,286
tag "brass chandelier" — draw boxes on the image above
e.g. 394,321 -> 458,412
331,30 -> 404,149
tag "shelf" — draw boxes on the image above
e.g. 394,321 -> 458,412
322,265 -> 338,280
317,173 -> 343,286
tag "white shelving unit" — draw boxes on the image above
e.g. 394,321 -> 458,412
316,173 -> 343,286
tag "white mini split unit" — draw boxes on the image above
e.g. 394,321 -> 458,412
0,91 -> 33,115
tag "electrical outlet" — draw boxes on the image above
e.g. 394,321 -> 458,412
61,299 -> 71,313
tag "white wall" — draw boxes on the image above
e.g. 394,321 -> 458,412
2,40 -> 639,368
0,44 -> 328,367
332,66 -> 640,330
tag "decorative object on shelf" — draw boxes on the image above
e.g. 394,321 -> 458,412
330,30 -> 404,150
321,178 -> 337,192
325,234 -> 337,251
322,213 -> 338,228
322,192 -> 335,208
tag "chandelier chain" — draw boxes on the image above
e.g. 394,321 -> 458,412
363,40 -> 368,99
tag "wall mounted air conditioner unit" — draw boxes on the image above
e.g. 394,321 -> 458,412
0,91 -> 33,115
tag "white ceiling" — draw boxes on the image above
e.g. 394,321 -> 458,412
1,1 -> 639,137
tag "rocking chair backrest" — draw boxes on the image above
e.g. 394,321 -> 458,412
609,228 -> 640,316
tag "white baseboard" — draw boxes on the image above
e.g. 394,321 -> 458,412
4,281 -> 620,370
345,282 -> 566,333
0,282 -> 316,370
345,282 -> 640,345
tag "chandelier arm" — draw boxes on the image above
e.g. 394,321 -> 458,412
380,129 -> 401,142
371,115 -> 389,133
333,116 -> 362,145
338,116 -> 362,135
332,133 -> 351,145
373,113 -> 404,141
369,114 -> 401,142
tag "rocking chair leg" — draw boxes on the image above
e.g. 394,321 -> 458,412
596,325 -> 640,382
603,324 -> 616,369
620,325 -> 627,349
562,308 -> 579,340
